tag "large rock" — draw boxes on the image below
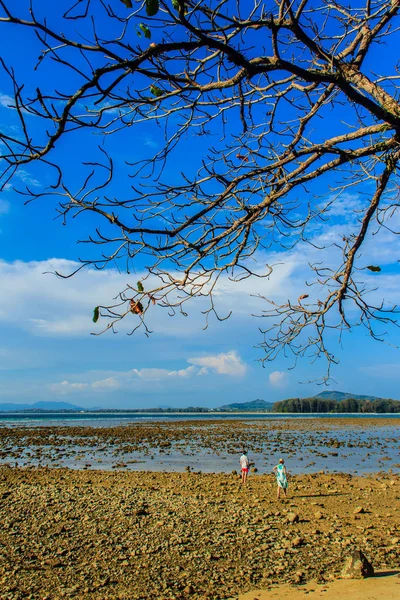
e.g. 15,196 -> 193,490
341,549 -> 374,579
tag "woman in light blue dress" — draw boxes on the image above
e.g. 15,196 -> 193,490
273,458 -> 288,500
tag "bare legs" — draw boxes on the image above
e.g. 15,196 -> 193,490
277,485 -> 287,500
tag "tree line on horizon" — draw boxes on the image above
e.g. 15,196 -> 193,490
272,397 -> 400,414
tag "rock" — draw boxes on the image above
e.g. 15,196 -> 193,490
390,537 -> 399,545
354,506 -> 365,514
286,512 -> 299,524
183,584 -> 194,595
292,536 -> 303,547
294,570 -> 304,583
341,549 -> 374,579
314,511 -> 324,520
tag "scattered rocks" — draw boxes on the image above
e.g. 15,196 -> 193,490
0,417 -> 398,599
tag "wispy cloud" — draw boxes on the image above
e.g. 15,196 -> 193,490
188,350 -> 247,376
15,169 -> 41,188
0,93 -> 14,109
48,355 -> 245,395
269,371 -> 289,388
0,199 -> 10,215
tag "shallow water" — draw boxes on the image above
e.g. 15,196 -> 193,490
1,412 -> 400,428
0,416 -> 398,475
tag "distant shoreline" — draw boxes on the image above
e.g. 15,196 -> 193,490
1,410 -> 400,416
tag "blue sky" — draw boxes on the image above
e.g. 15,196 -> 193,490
1,1 -> 400,408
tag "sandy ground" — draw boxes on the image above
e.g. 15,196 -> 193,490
239,572 -> 400,599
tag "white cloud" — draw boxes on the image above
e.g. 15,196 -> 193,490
91,377 -> 120,389
1,208 -> 400,345
0,199 -> 10,215
48,355 -> 246,396
168,366 -> 197,378
188,350 -> 247,377
269,371 -> 288,388
0,258 -> 130,336
15,169 -> 41,188
49,380 -> 90,394
0,93 -> 14,109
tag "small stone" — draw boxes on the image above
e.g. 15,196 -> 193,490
314,511 -> 324,520
287,512 -> 299,524
183,584 -> 195,595
292,536 -> 303,547
294,570 -> 304,583
354,506 -> 365,514
390,537 -> 399,545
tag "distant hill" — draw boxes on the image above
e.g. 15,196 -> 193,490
314,391 -> 381,402
217,399 -> 273,412
0,401 -> 85,412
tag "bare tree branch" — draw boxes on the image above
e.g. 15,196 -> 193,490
1,0 -> 400,378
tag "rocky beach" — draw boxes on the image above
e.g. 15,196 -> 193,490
0,418 -> 399,599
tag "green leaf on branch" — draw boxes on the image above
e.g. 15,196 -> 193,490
150,85 -> 163,97
119,0 -> 133,8
172,0 -> 187,14
137,281 -> 144,292
366,265 -> 381,272
146,0 -> 159,17
93,306 -> 100,323
139,23 -> 151,39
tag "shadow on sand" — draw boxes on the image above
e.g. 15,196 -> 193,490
293,492 -> 350,498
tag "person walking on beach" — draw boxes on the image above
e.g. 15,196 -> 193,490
239,450 -> 250,485
273,458 -> 288,500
